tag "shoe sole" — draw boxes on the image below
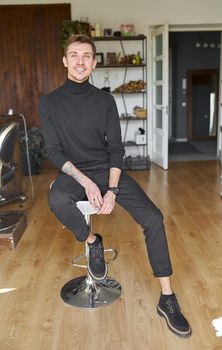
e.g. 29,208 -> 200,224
88,262 -> 108,281
157,306 -> 192,338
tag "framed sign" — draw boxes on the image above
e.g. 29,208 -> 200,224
95,53 -> 104,65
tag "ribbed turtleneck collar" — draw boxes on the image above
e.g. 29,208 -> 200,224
64,78 -> 92,94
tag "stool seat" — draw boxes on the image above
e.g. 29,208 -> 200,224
60,199 -> 122,309
76,200 -> 98,215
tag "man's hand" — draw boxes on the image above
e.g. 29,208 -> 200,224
97,191 -> 116,214
85,181 -> 103,209
61,162 -> 119,212
62,161 -> 103,209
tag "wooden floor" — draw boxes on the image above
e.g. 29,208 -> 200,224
0,161 -> 222,350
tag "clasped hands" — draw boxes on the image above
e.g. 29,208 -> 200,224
85,181 -> 116,214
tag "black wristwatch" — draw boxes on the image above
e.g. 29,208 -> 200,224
108,187 -> 120,196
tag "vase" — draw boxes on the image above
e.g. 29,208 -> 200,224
20,152 -> 39,176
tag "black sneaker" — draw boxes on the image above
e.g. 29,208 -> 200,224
87,234 -> 108,280
157,293 -> 192,338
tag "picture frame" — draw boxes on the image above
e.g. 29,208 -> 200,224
95,53 -> 104,65
104,28 -> 112,37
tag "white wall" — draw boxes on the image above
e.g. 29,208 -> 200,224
1,0 -> 222,36
1,0 -> 222,158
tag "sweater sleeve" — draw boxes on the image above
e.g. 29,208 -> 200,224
106,96 -> 125,169
39,96 -> 69,169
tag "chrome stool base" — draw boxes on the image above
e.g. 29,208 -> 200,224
61,247 -> 122,309
60,275 -> 121,309
60,200 -> 122,309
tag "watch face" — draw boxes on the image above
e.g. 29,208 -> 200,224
113,188 -> 119,195
109,187 -> 120,195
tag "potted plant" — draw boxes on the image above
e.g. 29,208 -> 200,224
59,19 -> 91,48
19,126 -> 47,175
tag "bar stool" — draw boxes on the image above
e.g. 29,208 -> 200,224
60,200 -> 122,309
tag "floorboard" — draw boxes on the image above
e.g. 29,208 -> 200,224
0,161 -> 222,349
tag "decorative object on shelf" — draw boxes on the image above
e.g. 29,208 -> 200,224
104,28 -> 112,37
19,126 -> 46,175
134,51 -> 142,64
59,19 -> 91,47
95,23 -> 102,37
138,127 -> 145,134
113,31 -> 121,37
106,52 -> 121,65
120,54 -> 134,64
101,72 -> 111,92
112,80 -> 145,93
120,113 -> 137,119
133,106 -> 147,119
120,23 -> 135,36
135,127 -> 146,145
90,27 -> 95,37
95,53 -> 104,65
120,51 -> 142,65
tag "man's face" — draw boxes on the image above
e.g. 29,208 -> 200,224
63,42 -> 97,83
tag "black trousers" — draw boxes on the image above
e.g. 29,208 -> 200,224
49,169 -> 172,277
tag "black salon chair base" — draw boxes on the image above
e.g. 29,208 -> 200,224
0,210 -> 26,233
0,191 -> 26,206
0,213 -> 19,232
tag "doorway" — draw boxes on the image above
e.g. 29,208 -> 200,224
187,69 -> 219,141
169,30 -> 221,162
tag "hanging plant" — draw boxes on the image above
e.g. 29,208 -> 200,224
59,20 -> 91,48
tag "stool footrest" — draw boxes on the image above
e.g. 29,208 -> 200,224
72,248 -> 118,269
72,253 -> 87,269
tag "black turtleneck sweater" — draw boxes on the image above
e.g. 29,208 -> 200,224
39,79 -> 124,171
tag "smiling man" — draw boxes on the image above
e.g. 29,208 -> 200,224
39,34 -> 191,338
63,40 -> 97,82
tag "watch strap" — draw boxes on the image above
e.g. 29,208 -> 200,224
108,187 -> 120,195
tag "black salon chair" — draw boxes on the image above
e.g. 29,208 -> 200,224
0,122 -> 25,232
0,122 -> 17,193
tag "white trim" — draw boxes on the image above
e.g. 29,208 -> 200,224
217,33 -> 222,154
149,24 -> 169,169
169,24 -> 222,32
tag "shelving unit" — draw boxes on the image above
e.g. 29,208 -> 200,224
91,35 -> 150,170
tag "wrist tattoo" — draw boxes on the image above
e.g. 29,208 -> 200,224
62,161 -> 83,183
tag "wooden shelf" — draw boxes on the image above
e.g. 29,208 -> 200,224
112,91 -> 146,94
123,141 -> 136,146
93,35 -> 146,41
96,64 -> 146,68
93,34 -> 148,166
123,141 -> 147,146
120,116 -> 147,120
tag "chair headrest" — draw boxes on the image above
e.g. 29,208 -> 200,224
0,122 -> 18,163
